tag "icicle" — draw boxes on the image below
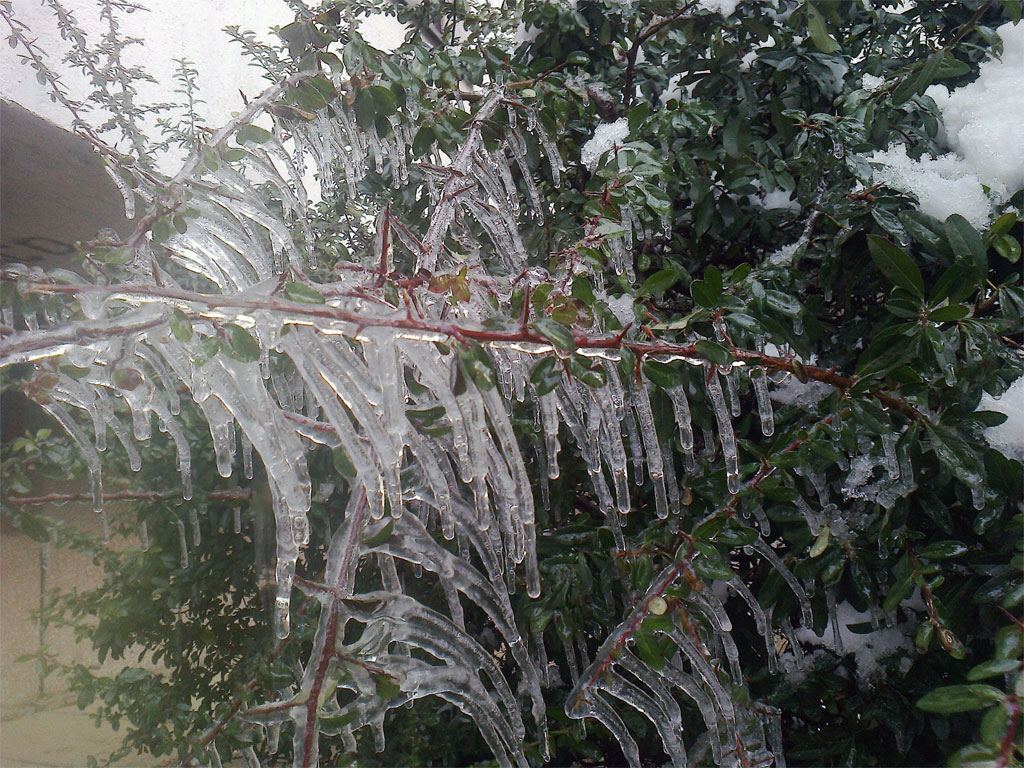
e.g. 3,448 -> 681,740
103,164 -> 135,220
825,588 -> 843,654
99,509 -> 110,546
190,507 -> 202,547
533,113 -> 562,187
751,538 -> 812,628
137,520 -> 149,551
233,507 -> 242,534
177,519 -> 189,569
240,746 -> 261,768
881,433 -> 899,479
242,434 -> 254,480
751,368 -> 774,437
666,385 -> 696,470
725,370 -> 742,418
706,369 -> 741,494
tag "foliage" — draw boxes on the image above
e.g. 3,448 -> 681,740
1,0 -> 1022,766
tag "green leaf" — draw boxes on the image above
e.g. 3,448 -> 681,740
240,125 -> 272,144
916,684 -> 1004,714
332,446 -> 356,479
928,304 -> 968,323
967,659 -> 1020,681
867,235 -> 924,298
373,672 -> 402,701
891,51 -> 942,106
642,361 -> 683,389
806,3 -> 839,54
531,318 -> 575,351
918,541 -> 969,559
530,356 -> 562,396
363,519 -> 394,547
638,269 -> 679,297
224,325 -> 261,363
944,214 -> 988,283
283,281 -> 325,304
169,308 -> 193,342
691,280 -> 719,309
694,555 -> 735,582
993,234 -> 1021,263
695,340 -> 732,367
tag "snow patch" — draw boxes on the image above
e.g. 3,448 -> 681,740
861,73 -> 885,92
867,144 -> 996,228
698,0 -> 742,15
760,188 -> 801,212
793,601 -> 912,683
926,21 -> 1024,196
581,118 -> 629,170
868,22 -> 1024,227
978,375 -> 1024,461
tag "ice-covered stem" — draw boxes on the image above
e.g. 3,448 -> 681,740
4,488 -> 250,505
1,279 -> 925,422
622,2 -> 700,107
90,69 -> 324,252
417,91 -> 503,272
574,410 -> 844,704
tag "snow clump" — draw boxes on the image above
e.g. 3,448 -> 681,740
867,22 -> 1024,228
792,601 -> 913,683
698,0 -> 741,16
977,375 -> 1024,461
581,118 -> 629,169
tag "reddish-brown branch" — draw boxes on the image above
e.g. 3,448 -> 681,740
996,695 -> 1021,768
2,280 -> 924,422
622,3 -> 699,107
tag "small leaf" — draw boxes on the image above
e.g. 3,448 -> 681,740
928,304 -> 968,323
373,672 -> 401,701
530,356 -> 562,396
967,659 -> 1020,681
638,269 -> 679,297
283,282 -> 325,304
332,447 -> 356,479
225,325 -> 261,363
531,318 -> 575,351
169,308 -> 193,342
691,280 -> 719,309
944,214 -> 988,282
695,340 -> 732,368
642,361 -> 683,389
916,684 -> 1004,714
918,540 -> 969,559
806,3 -> 839,54
867,235 -> 924,298
993,234 -> 1021,263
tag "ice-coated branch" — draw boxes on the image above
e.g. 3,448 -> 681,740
1,279 -> 924,421
3,488 -> 250,505
417,91 -> 503,272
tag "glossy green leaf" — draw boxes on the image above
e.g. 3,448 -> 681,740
867,235 -> 924,298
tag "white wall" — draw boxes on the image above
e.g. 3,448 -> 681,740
1,1 -> 405,166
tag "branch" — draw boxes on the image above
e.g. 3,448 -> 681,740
1,280 -> 925,422
417,91 -> 503,272
572,410 -> 843,708
622,3 -> 699,107
4,488 -> 251,505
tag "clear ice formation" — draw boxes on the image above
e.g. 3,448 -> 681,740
0,79 -> 819,767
